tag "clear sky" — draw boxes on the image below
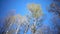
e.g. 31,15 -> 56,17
0,0 -> 52,16
0,0 -> 55,34
0,0 -> 53,26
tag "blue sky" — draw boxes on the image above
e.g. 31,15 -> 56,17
0,0 -> 53,26
0,0 -> 55,34
0,0 -> 52,16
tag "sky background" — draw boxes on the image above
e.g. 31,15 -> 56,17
0,0 -> 52,17
0,0 -> 56,34
0,0 -> 53,26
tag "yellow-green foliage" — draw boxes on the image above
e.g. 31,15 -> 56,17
27,3 -> 43,18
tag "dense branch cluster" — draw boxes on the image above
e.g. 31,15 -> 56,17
48,0 -> 60,34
